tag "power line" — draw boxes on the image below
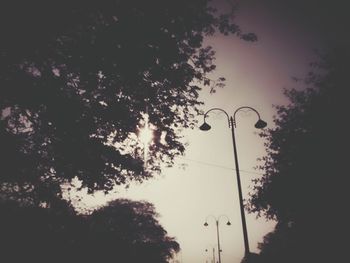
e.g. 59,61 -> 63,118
177,157 -> 264,175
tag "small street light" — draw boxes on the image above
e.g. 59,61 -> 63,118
204,215 -> 231,263
205,246 -> 216,263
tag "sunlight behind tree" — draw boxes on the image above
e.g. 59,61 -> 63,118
138,113 -> 155,163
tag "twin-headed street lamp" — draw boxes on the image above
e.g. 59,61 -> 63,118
204,215 -> 231,263
199,106 -> 267,259
205,246 -> 216,263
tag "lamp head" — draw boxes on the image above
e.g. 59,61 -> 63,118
199,121 -> 211,131
254,119 -> 267,129
204,222 -> 209,227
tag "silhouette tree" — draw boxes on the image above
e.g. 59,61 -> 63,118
84,199 -> 180,262
247,48 -> 348,262
0,0 -> 256,204
0,198 -> 84,263
0,198 -> 179,263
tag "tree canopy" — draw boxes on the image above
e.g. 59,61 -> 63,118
247,48 -> 348,262
86,199 -> 180,262
0,198 -> 179,263
0,0 -> 256,203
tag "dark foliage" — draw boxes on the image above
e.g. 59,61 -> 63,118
0,198 -> 179,263
248,48 -> 348,262
263,0 -> 350,47
86,199 -> 179,262
0,199 -> 82,262
0,0 -> 255,203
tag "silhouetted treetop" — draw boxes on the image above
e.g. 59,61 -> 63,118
0,0 -> 255,202
247,48 -> 348,263
248,48 -> 347,223
0,198 -> 179,263
87,199 -> 180,262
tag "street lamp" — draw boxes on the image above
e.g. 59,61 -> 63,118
204,215 -> 231,263
199,106 -> 267,259
205,246 -> 216,263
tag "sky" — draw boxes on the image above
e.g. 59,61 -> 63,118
74,1 -> 332,262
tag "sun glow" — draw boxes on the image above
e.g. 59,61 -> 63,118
138,113 -> 154,162
139,125 -> 153,145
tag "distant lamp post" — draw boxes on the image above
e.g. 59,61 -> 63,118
204,215 -> 231,263
199,107 -> 267,259
205,246 -> 216,263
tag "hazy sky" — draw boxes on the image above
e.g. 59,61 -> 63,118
75,1 -> 331,262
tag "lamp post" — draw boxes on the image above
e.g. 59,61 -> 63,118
205,246 -> 216,263
199,107 -> 267,259
204,215 -> 231,263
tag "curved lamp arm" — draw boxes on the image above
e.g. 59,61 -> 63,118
233,106 -> 267,129
204,214 -> 218,226
218,214 -> 232,225
204,214 -> 231,226
200,108 -> 231,131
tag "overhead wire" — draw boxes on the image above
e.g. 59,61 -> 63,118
177,157 -> 264,175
